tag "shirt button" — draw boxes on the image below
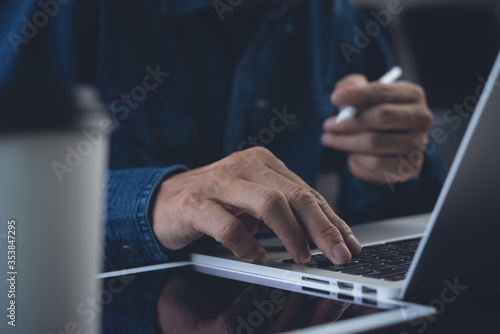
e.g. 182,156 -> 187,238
120,245 -> 136,258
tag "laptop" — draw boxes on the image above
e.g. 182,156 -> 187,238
191,51 -> 500,305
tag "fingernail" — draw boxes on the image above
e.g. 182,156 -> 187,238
300,250 -> 311,264
346,235 -> 362,255
332,244 -> 351,265
255,248 -> 267,263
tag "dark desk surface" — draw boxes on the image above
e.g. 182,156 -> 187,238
100,266 -> 499,333
376,294 -> 500,334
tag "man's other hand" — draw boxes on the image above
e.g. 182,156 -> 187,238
322,74 -> 433,185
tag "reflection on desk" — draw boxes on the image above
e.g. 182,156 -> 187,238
100,267 -> 384,333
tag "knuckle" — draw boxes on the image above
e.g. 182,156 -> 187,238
374,105 -> 394,124
217,219 -> 242,245
419,108 -> 434,130
223,154 -> 242,171
375,83 -> 392,101
249,146 -> 272,157
313,223 -> 343,244
261,191 -> 288,216
178,189 -> 205,213
415,135 -> 428,150
287,186 -> 316,206
343,87 -> 358,102
310,189 -> 328,207
413,84 -> 426,101
367,133 -> 384,152
210,168 -> 232,187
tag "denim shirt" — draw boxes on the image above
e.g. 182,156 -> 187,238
0,0 -> 444,272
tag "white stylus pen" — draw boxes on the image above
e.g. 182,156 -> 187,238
334,66 -> 404,125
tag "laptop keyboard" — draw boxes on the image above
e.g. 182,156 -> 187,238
282,238 -> 421,282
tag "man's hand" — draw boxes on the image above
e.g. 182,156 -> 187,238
152,147 -> 361,265
321,74 -> 433,185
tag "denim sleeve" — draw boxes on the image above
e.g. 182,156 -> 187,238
338,144 -> 445,224
103,165 -> 189,271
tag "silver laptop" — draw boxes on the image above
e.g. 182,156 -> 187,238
191,50 -> 500,304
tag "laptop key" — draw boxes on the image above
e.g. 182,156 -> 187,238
380,253 -> 406,260
341,268 -> 375,275
363,268 -> 406,279
363,257 -> 385,264
323,262 -> 367,272
372,249 -> 397,255
357,252 -> 376,259
396,265 -> 410,271
379,269 -> 407,278
304,261 -> 319,268
311,254 -> 333,267
381,259 -> 406,266
384,275 -> 406,282
363,264 -> 394,271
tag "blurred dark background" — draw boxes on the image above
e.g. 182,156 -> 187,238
352,0 -> 500,172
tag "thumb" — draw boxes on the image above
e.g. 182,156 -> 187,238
331,74 -> 368,106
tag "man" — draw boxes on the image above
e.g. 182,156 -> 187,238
0,0 -> 443,271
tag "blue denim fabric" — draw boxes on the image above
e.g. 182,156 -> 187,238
0,0 -> 444,272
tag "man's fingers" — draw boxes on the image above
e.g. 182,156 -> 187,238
331,81 -> 425,108
250,152 -> 360,259
182,196 -> 267,262
332,74 -> 368,97
324,103 -> 433,133
244,168 -> 352,264
321,131 -> 426,156
288,190 -> 352,265
211,179 -> 311,264
309,188 -> 361,255
237,214 -> 273,235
